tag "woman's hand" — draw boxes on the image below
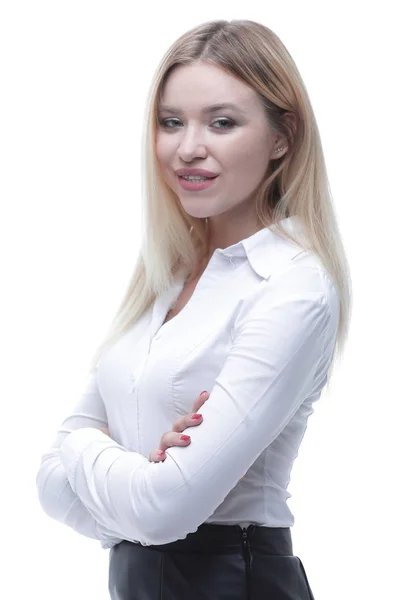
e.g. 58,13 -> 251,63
148,391 -> 209,462
100,391 -> 246,481
97,390 -> 208,451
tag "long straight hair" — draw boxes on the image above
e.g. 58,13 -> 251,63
88,19 -> 352,390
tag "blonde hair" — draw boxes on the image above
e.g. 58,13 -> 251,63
88,19 -> 352,390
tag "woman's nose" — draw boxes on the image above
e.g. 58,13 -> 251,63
177,127 -> 208,161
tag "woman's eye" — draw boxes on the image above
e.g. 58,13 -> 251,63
159,118 -> 180,128
159,117 -> 235,130
212,118 -> 235,129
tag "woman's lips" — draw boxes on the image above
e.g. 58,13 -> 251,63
177,175 -> 219,191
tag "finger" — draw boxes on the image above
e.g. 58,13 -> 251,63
150,427 -> 192,461
158,431 -> 192,453
191,391 -> 209,415
171,410 -> 204,434
170,392 -> 209,434
149,449 -> 166,462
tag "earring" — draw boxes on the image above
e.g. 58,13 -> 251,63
275,147 -> 285,152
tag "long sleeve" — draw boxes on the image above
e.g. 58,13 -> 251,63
58,265 -> 339,546
35,370 -> 124,549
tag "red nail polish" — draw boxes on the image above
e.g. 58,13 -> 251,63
191,414 -> 202,419
157,450 -> 165,455
180,435 -> 190,440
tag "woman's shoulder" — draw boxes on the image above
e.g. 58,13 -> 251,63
241,249 -> 339,322
272,249 -> 338,296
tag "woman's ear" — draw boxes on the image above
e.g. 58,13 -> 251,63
271,111 -> 297,159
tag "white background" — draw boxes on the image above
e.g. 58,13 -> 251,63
1,1 -> 403,599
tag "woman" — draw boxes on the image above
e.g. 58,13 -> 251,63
36,18 -> 352,599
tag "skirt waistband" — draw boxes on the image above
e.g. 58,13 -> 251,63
137,524 -> 293,555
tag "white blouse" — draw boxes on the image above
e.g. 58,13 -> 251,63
36,216 -> 340,549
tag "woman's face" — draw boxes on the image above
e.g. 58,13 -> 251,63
155,61 -> 282,221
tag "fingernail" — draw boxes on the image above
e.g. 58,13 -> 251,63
180,435 -> 190,441
191,414 -> 202,419
157,450 -> 165,455
200,390 -> 208,396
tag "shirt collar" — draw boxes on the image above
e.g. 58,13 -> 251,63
215,215 -> 308,279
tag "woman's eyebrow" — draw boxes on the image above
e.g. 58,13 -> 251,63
158,102 -> 247,115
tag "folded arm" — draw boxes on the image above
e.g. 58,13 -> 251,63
35,370 -> 124,549
58,265 -> 340,546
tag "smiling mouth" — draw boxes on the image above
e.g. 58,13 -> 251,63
178,175 -> 218,180
177,174 -> 219,191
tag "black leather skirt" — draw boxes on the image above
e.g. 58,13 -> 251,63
108,523 -> 315,599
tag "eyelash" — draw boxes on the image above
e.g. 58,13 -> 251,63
159,117 -> 236,130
